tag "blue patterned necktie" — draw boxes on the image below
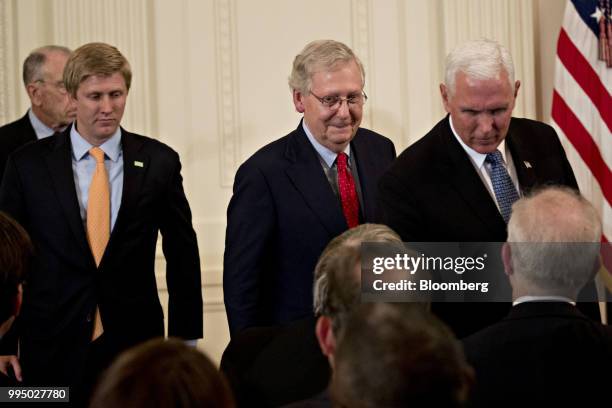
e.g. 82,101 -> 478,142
485,149 -> 519,223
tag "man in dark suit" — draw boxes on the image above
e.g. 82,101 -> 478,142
0,43 -> 203,397
378,39 -> 584,337
462,187 -> 611,407
0,212 -> 33,386
0,45 -> 76,181
224,40 -> 396,335
222,224 -> 403,407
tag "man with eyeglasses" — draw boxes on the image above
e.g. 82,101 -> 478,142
0,45 -> 76,181
224,40 -> 396,335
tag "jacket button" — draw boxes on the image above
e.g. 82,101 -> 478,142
86,313 -> 92,322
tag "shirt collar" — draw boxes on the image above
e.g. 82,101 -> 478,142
513,295 -> 576,306
28,108 -> 56,140
448,115 -> 508,169
302,120 -> 351,168
70,124 -> 122,162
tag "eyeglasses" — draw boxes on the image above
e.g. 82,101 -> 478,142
309,90 -> 367,110
36,79 -> 68,94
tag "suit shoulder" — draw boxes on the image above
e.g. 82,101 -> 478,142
510,117 -> 555,133
238,132 -> 293,171
125,131 -> 180,158
355,127 -> 394,146
388,125 -> 441,177
7,134 -> 55,161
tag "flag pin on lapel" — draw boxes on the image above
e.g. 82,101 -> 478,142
134,161 -> 144,168
523,161 -> 532,169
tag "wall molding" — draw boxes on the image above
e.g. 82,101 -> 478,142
51,0 -> 156,136
0,0 -> 17,124
214,0 -> 241,187
350,0 -> 373,128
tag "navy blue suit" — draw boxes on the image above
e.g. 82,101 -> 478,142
462,302 -> 612,407
224,122 -> 395,334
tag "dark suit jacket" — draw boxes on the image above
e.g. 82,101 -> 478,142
379,115 -> 578,242
462,302 -> 612,407
220,317 -> 330,407
224,122 -> 396,334
0,112 -> 37,182
378,116 -> 584,337
0,125 -> 203,386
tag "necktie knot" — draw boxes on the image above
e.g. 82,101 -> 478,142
336,152 -> 348,168
485,149 -> 504,166
90,147 -> 105,164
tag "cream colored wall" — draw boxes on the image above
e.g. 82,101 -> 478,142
0,0 -> 565,364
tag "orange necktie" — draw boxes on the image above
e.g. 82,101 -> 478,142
87,147 -> 109,340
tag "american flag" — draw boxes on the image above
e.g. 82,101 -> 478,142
551,0 -> 611,301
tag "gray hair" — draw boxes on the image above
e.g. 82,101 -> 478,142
289,39 -> 365,94
507,186 -> 602,297
22,45 -> 72,86
313,224 -> 402,333
331,303 -> 473,408
444,39 -> 514,97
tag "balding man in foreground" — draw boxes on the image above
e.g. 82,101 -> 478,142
463,187 -> 612,407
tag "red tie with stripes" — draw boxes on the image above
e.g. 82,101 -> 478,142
337,152 -> 359,228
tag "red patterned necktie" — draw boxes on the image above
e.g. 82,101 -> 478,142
336,152 -> 360,228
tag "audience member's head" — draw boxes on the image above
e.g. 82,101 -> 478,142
90,338 -> 235,408
312,223 -> 425,366
23,45 -> 75,131
331,303 -> 473,408
505,186 -> 601,300
0,211 -> 32,333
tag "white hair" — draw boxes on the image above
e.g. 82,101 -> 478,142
507,187 -> 602,297
445,39 -> 514,96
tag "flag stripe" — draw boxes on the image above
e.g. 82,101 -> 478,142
557,29 -> 612,130
551,90 -> 612,204
554,57 -> 611,169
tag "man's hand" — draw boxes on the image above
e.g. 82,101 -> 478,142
0,355 -> 22,382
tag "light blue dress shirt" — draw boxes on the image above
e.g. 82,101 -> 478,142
302,121 -> 365,210
70,125 -> 124,231
28,109 -> 56,140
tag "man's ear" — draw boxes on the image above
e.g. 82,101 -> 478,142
502,243 -> 513,277
440,83 -> 450,113
514,80 -> 521,99
293,89 -> 306,113
315,316 -> 336,362
27,83 -> 42,107
13,283 -> 23,316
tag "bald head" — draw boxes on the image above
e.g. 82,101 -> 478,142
506,187 -> 601,298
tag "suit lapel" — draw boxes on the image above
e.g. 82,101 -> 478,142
284,124 -> 347,237
506,121 -> 538,192
44,128 -> 90,254
108,130 -> 147,243
438,117 -> 506,235
351,131 -> 377,222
